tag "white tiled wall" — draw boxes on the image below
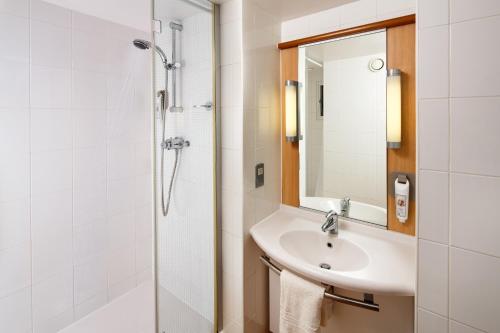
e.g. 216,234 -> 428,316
0,1 -> 152,332
281,0 -> 415,42
155,10 -> 215,327
242,0 -> 282,332
220,1 -> 244,332
417,0 -> 500,332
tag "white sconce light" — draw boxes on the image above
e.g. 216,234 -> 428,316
285,80 -> 300,142
387,68 -> 401,149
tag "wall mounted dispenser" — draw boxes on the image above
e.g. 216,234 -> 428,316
395,174 -> 409,223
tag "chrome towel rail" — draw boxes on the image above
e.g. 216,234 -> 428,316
260,255 -> 380,312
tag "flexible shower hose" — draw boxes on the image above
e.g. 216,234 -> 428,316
160,145 -> 179,217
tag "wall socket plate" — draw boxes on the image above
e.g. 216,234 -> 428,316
255,163 -> 264,188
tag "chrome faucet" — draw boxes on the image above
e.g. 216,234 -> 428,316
322,210 -> 339,235
340,197 -> 350,217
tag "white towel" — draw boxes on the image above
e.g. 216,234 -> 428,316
279,270 -> 325,333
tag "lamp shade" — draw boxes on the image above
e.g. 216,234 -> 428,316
285,80 -> 299,142
387,69 -> 401,148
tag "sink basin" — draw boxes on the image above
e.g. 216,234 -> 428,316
280,231 -> 369,272
250,205 -> 416,296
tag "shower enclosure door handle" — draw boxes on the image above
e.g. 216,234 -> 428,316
193,102 -> 213,110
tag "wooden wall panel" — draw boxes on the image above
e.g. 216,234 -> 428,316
386,23 -> 416,235
279,22 -> 416,236
281,47 -> 300,207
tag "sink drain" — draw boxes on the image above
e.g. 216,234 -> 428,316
319,263 -> 331,270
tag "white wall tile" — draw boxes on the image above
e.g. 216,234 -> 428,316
32,269 -> 74,332
0,60 -> 29,108
220,0 -> 241,25
418,99 -> 449,171
419,170 -> 448,244
451,97 -> 500,176
72,71 -> 108,109
451,173 -> 500,257
0,0 -> 29,17
377,0 -> 415,19
0,14 -> 29,62
31,150 -> 72,196
0,4 -> 152,330
0,108 -> 29,154
451,16 -> 500,97
30,0 -> 71,28
0,287 -> 32,333
107,248 -> 135,286
30,66 -> 71,109
449,321 -> 483,333
450,0 -> 500,23
339,0 -> 377,27
72,30 -> 108,73
418,0 -> 448,28
307,7 -> 340,36
450,247 -> 500,332
0,199 -> 30,250
74,255 -> 108,305
0,244 -> 31,297
73,222 -> 107,265
31,20 -> 71,68
417,309 -> 448,333
31,108 -> 73,152
418,26 -> 449,99
418,239 -> 448,316
73,292 -> 107,321
31,190 -> 73,283
0,151 -> 30,202
74,108 -> 107,148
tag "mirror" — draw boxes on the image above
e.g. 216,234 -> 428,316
298,30 -> 387,227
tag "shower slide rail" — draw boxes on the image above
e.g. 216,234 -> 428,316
260,255 -> 380,312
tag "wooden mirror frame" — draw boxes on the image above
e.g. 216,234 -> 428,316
280,15 -> 416,235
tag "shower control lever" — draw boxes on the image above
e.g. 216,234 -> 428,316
161,137 -> 190,150
193,102 -> 213,110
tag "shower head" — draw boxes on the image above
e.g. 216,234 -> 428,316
132,39 -> 168,65
133,39 -> 151,50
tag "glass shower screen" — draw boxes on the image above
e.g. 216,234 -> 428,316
152,0 -> 217,332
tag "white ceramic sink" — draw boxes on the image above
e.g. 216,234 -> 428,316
250,205 -> 416,296
280,230 -> 369,272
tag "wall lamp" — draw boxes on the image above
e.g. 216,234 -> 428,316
285,80 -> 300,142
387,68 -> 402,149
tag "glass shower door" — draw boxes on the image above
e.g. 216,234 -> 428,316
152,0 -> 217,332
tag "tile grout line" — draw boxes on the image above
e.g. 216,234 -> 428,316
447,0 -> 452,329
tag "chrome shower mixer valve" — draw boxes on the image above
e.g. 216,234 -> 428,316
161,137 -> 190,150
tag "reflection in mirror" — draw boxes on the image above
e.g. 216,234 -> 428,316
298,30 -> 388,226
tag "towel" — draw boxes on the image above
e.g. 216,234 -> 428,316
279,270 -> 325,333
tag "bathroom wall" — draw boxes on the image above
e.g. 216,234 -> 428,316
219,0 -> 245,332
242,0 -> 282,332
0,1 -> 152,332
281,0 -> 415,42
155,10 -> 215,329
219,0 -> 281,332
41,0 -> 150,31
417,0 -> 500,332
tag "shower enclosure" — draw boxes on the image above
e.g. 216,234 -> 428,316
150,0 -> 218,332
